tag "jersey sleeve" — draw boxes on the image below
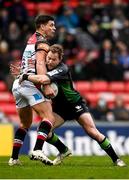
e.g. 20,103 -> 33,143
46,63 -> 69,82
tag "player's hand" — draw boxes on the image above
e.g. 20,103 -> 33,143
43,84 -> 56,98
19,74 -> 29,84
10,63 -> 20,77
10,60 -> 21,77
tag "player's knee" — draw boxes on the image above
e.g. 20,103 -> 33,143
21,123 -> 31,129
20,118 -> 32,129
43,113 -> 55,124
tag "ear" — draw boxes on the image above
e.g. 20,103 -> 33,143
41,24 -> 45,30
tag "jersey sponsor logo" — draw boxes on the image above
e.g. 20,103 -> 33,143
59,69 -> 63,72
23,51 -> 32,58
47,69 -> 59,76
75,105 -> 83,112
33,93 -> 42,101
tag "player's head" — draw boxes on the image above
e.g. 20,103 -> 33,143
46,44 -> 64,70
35,15 -> 56,38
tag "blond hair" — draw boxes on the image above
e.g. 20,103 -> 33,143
49,44 -> 64,60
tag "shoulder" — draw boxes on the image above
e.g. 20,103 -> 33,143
35,33 -> 50,52
27,33 -> 37,44
36,43 -> 49,52
58,63 -> 69,72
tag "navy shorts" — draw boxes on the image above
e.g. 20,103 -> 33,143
53,99 -> 89,121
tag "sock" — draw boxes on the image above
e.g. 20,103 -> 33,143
99,137 -> 119,162
11,127 -> 28,159
46,132 -> 68,154
34,120 -> 52,151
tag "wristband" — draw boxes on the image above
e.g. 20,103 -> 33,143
22,74 -> 29,80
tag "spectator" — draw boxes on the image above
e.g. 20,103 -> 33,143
87,20 -> 103,45
76,28 -> 98,50
6,21 -> 24,51
117,41 -> 129,69
56,6 -> 79,33
98,39 -> 123,81
98,39 -> 113,80
90,97 -> 112,121
0,8 -> 10,36
0,40 -> 13,80
111,95 -> 129,121
70,49 -> 87,80
119,19 -> 129,48
62,32 -> 78,60
8,0 -> 28,28
51,26 -> 67,45
75,1 -> 93,31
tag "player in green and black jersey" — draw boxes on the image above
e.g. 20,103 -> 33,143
20,44 -> 126,167
46,62 -> 89,121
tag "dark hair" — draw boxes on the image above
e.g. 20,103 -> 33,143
49,44 -> 64,60
35,15 -> 54,29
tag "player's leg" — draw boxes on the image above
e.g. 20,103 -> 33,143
27,100 -> 55,165
77,112 -> 126,167
9,106 -> 32,166
32,101 -> 55,151
47,113 -> 65,150
21,83 -> 55,154
46,113 -> 72,165
9,79 -> 33,166
11,81 -> 53,165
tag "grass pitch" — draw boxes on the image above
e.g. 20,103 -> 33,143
0,155 -> 129,179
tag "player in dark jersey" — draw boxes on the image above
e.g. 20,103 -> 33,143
9,15 -> 56,166
19,44 -> 126,167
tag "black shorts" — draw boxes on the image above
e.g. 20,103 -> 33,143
53,99 -> 89,121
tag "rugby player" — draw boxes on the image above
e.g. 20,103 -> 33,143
8,15 -> 56,166
20,44 -> 126,167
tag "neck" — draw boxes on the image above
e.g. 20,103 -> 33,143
36,29 -> 47,39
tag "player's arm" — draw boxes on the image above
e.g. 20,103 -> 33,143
20,64 -> 68,84
29,63 -> 69,84
35,42 -> 55,97
29,74 -> 50,84
46,64 -> 69,82
20,74 -> 51,85
35,42 -> 49,75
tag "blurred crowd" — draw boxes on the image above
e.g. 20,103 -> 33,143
90,95 -> 129,122
1,0 -> 129,122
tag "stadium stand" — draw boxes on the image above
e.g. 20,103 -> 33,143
75,80 -> 129,109
0,81 -> 7,92
108,82 -> 125,93
0,81 -> 18,123
90,81 -> 109,92
1,0 -> 129,123
74,81 -> 91,94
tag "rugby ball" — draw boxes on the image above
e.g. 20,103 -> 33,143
41,82 -> 58,99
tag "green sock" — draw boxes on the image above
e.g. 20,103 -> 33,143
99,137 -> 111,149
46,132 -> 68,153
99,137 -> 118,162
